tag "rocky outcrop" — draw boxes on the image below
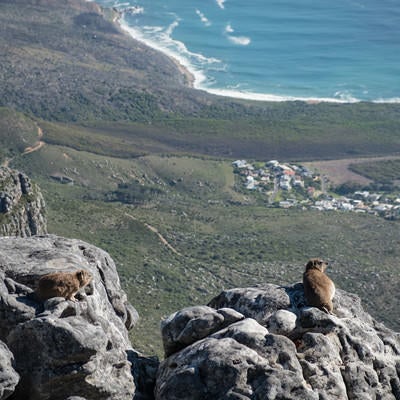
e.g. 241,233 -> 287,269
1,231 -> 400,399
0,340 -> 19,400
0,234 -> 155,400
157,283 -> 400,400
161,306 -> 245,357
0,167 -> 47,237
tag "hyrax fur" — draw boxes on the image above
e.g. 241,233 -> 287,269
303,258 -> 335,314
37,269 -> 92,301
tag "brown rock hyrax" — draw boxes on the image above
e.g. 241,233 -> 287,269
303,258 -> 335,314
37,269 -> 92,301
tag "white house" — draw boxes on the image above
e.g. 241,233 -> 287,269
232,160 -> 248,169
245,176 -> 256,190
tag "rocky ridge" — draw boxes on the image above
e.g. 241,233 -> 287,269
157,285 -> 400,400
0,235 -> 156,400
0,167 -> 47,237
0,234 -> 399,399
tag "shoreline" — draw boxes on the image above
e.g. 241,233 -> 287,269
107,4 -> 400,105
117,13 -> 199,89
116,12 -> 349,104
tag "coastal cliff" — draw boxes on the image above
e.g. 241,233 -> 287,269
0,0 -> 211,123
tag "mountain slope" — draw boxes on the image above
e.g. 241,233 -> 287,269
1,0 -> 400,160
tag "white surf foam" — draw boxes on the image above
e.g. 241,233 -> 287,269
204,88 -> 360,103
333,91 -> 359,103
227,35 -> 251,46
225,24 -> 234,33
118,10 -> 400,104
196,9 -> 211,27
119,15 -> 222,87
374,97 -> 400,104
216,0 -> 226,9
224,24 -> 251,46
126,6 -> 144,15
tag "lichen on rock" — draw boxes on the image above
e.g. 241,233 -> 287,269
156,283 -> 400,400
0,167 -> 47,237
0,234 -> 153,400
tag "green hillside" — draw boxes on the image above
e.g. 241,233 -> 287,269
2,111 -> 399,355
1,0 -> 400,160
0,108 -> 39,161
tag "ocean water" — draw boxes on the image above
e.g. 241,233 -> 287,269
94,0 -> 400,102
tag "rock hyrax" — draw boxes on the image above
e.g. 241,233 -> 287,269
303,258 -> 335,313
37,269 -> 92,301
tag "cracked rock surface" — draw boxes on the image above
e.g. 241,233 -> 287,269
0,234 -> 155,400
156,283 -> 400,400
0,167 -> 47,237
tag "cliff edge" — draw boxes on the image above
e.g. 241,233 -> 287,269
0,167 -> 47,237
0,235 -> 158,400
157,284 -> 400,399
1,235 -> 399,399
1,169 -> 399,399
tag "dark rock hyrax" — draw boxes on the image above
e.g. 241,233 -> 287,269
303,258 -> 335,314
37,269 -> 92,301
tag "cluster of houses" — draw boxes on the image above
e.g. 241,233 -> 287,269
310,191 -> 400,219
232,159 -> 318,193
232,159 -> 400,219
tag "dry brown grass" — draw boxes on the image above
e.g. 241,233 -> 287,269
304,155 -> 400,185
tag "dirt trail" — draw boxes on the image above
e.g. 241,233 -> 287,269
23,141 -> 45,155
1,125 -> 45,168
124,213 -> 181,256
22,126 -> 45,155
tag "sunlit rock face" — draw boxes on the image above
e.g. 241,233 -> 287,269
0,235 -> 153,400
0,167 -> 47,237
156,283 -> 400,400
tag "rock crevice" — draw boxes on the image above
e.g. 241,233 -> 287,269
0,167 -> 47,237
0,235 -> 149,400
157,284 -> 400,400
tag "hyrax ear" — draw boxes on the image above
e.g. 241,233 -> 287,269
306,259 -> 314,269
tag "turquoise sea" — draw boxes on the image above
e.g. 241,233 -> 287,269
93,0 -> 400,102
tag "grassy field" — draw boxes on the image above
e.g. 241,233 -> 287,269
349,158 -> 400,185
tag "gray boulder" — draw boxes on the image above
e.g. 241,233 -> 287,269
156,318 -> 317,400
156,283 -> 400,400
0,340 -> 19,400
161,306 -> 244,357
0,234 -> 149,400
0,167 -> 47,237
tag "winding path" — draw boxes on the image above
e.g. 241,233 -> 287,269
124,213 -> 181,256
22,126 -> 45,155
1,125 -> 45,168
